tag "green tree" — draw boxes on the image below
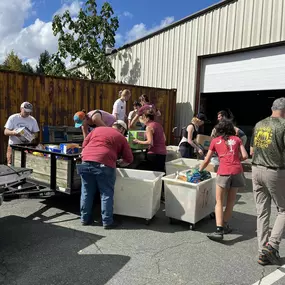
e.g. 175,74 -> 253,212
2,51 -> 23,71
36,50 -> 51,74
22,62 -> 35,74
50,0 -> 119,80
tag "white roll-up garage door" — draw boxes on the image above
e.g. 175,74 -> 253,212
200,45 -> 285,93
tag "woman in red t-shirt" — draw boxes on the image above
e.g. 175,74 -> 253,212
199,119 -> 248,241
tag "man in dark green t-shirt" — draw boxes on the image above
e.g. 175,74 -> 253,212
251,97 -> 285,266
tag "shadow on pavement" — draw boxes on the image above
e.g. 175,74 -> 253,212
0,215 -> 130,285
196,210 -> 257,245
31,194 -> 190,234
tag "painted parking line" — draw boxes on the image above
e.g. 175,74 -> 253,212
252,265 -> 285,285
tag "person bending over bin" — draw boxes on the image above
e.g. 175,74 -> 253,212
74,109 -> 116,139
199,119 -> 248,241
77,120 -> 133,229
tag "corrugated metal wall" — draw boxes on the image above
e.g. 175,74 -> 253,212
0,71 -> 176,164
105,0 -> 285,129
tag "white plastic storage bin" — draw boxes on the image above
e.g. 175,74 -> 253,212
162,173 -> 216,230
114,169 -> 165,223
165,158 -> 201,175
166,146 -> 181,162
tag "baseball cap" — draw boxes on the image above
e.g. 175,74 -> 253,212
272,97 -> 285,111
20,102 -> 33,113
196,112 -> 206,121
74,111 -> 86,128
114,120 -> 127,131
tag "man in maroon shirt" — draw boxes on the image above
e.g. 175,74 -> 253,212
77,120 -> 133,229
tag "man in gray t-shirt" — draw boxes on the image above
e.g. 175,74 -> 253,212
4,102 -> 39,166
251,97 -> 285,266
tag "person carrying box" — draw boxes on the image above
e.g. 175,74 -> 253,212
4,102 -> 39,166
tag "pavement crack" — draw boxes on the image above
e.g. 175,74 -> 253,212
155,258 -> 161,274
152,239 -> 207,258
257,267 -> 266,285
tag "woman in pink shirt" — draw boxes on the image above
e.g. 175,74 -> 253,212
133,109 -> 166,172
199,119 -> 248,241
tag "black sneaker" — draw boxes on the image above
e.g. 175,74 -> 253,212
103,222 -> 120,230
81,221 -> 92,226
262,244 -> 281,266
223,224 -> 233,234
258,254 -> 270,266
207,231 -> 224,241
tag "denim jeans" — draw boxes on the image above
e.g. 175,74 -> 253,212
77,161 -> 116,226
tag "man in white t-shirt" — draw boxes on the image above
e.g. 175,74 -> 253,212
4,102 -> 40,166
112,89 -> 131,121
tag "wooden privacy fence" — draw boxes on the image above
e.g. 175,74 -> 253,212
0,70 -> 176,164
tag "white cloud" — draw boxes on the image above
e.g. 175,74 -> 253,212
54,1 -> 82,17
125,16 -> 174,43
0,0 -> 83,66
122,11 -> 133,18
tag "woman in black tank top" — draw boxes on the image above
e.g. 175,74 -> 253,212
179,113 -> 206,158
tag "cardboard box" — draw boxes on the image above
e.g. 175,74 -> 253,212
15,127 -> 35,143
205,163 -> 218,173
60,143 -> 80,154
127,131 -> 148,150
195,135 -> 212,150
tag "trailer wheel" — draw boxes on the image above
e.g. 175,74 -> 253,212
169,218 -> 174,224
189,224 -> 195,231
145,219 -> 150,225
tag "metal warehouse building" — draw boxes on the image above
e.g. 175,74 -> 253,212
77,0 -> 285,136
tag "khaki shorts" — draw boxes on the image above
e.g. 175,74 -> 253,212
216,173 -> 245,189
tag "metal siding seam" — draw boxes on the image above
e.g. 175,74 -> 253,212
280,0 -> 285,40
179,24 -> 187,103
168,30 -> 175,90
230,1 -> 238,50
183,21 -> 192,104
208,12 -> 214,55
224,4 -> 229,52
240,0 -> 246,48
174,26 -> 181,88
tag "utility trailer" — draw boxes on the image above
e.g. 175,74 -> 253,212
11,144 -> 148,196
11,145 -> 81,195
0,164 -> 42,200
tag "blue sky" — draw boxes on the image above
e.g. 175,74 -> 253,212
0,0 -> 219,65
26,0 -> 220,45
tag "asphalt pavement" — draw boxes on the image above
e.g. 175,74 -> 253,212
1,173 -> 285,285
